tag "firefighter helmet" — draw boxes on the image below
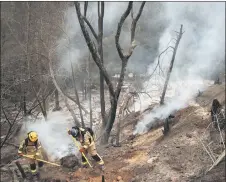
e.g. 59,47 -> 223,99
28,131 -> 38,142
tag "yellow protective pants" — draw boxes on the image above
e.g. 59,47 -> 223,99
26,153 -> 44,175
81,143 -> 104,166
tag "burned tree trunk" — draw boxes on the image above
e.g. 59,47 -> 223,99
115,92 -> 131,146
103,98 -> 118,143
32,86 -> 47,120
102,2 -> 145,144
97,2 -> 106,129
22,92 -> 27,116
160,24 -> 184,105
162,114 -> 175,135
75,2 -> 145,144
70,60 -> 85,127
88,55 -> 93,129
42,96 -> 48,120
211,99 -> 225,130
53,89 -> 61,111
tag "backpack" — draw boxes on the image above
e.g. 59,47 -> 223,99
85,127 -> 95,139
24,138 -> 38,149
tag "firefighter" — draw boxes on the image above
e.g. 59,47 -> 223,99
68,126 -> 105,170
18,131 -> 44,176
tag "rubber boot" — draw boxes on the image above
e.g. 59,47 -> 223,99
81,162 -> 88,169
32,171 -> 40,182
99,164 -> 105,171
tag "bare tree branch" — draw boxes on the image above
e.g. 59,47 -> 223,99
2,106 -> 11,126
82,16 -> 98,40
3,19 -> 26,53
115,2 -> 133,60
1,107 -> 22,148
35,50 -> 89,114
160,24 -> 184,105
74,2 -> 115,97
69,55 -> 85,127
131,2 -> 146,44
75,1 -> 145,144
84,1 -> 88,17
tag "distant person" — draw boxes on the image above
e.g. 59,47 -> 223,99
68,126 -> 105,170
18,131 -> 44,177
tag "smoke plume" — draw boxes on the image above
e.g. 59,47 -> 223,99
134,2 -> 225,134
21,111 -> 78,160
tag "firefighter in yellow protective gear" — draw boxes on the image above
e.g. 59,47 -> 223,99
18,131 -> 44,176
68,126 -> 104,169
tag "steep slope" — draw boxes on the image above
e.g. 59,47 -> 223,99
1,84 -> 225,182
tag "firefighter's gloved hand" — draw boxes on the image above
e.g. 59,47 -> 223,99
79,147 -> 86,153
68,130 -> 71,135
36,152 -> 40,156
18,152 -> 23,157
34,152 -> 40,159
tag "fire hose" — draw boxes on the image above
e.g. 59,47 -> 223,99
67,128 -> 93,168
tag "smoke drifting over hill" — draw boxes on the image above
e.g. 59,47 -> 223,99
134,2 -> 225,134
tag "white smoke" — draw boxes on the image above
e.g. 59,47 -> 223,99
21,111 -> 79,161
57,2 -> 129,71
134,2 -> 225,134
19,3 -> 135,161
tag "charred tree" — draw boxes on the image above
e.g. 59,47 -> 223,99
211,99 -> 225,130
75,1 -> 145,144
32,86 -> 47,120
88,54 -> 93,129
98,2 -> 106,128
53,89 -> 62,111
162,114 -> 175,135
115,92 -> 131,146
160,25 -> 184,105
22,93 -> 27,116
70,59 -> 85,127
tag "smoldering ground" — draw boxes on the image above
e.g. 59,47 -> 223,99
134,2 -> 225,134
20,2 -> 225,156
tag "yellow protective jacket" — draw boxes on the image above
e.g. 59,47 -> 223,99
79,130 -> 94,149
18,138 -> 42,155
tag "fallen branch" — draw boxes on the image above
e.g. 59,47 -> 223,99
206,142 -> 216,161
196,135 -> 215,164
207,150 -> 225,173
215,114 -> 225,149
